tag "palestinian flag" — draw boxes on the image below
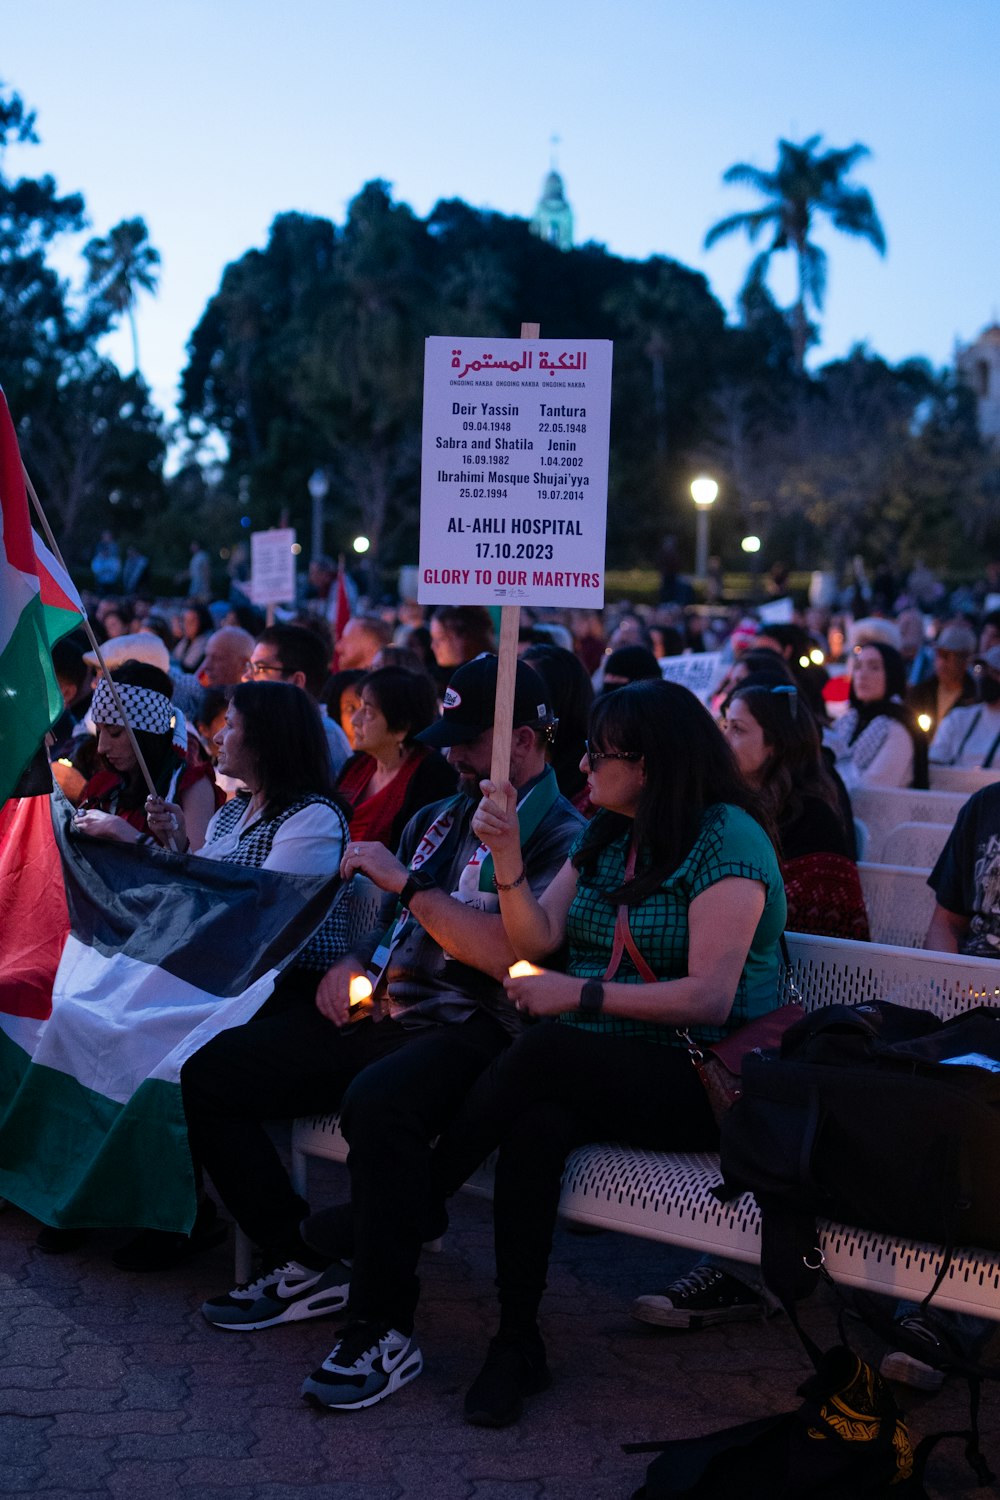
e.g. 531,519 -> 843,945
0,792 -> 341,1233
0,387 -> 86,804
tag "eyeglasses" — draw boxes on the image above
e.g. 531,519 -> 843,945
246,659 -> 284,678
584,740 -> 643,770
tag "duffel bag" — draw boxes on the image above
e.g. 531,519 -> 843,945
718,1001 -> 1000,1255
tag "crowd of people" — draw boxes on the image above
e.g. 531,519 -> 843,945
20,564 -> 1000,1420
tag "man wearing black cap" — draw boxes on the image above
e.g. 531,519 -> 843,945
193,654 -> 583,1409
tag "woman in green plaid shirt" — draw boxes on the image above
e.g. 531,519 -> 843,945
431,679 -> 785,1427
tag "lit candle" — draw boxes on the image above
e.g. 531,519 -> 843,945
508,961 -> 544,978
349,975 -> 373,1005
917,714 -> 933,734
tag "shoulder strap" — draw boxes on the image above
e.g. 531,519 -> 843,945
602,843 -> 658,983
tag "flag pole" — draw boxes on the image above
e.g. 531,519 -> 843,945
22,464 -> 176,841
489,320 -> 539,790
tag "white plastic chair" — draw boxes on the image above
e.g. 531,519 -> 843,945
858,862 -> 935,948
878,821 -> 951,869
850,786 -> 965,861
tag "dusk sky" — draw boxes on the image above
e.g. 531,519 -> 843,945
6,1 -> 999,423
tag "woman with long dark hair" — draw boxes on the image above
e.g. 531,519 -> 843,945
427,679 -> 786,1426
151,681 -> 349,874
824,642 -> 927,790
723,678 -> 869,939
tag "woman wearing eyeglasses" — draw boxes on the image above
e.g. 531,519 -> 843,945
427,679 -> 786,1426
722,678 -> 868,941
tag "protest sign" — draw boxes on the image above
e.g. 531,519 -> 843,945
418,336 -> 612,608
250,528 -> 296,607
659,651 -> 726,706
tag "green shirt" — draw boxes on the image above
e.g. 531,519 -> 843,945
561,803 -> 786,1048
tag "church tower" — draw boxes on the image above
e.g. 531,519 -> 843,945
530,149 -> 573,250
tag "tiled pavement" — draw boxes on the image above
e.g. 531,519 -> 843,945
2,1154 -> 997,1499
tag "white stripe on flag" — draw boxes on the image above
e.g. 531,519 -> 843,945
35,935 -> 282,1104
0,556 -> 39,659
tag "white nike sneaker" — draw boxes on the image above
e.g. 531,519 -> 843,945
201,1258 -> 351,1330
301,1323 -> 423,1409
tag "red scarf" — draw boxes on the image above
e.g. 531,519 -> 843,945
339,747 -> 427,847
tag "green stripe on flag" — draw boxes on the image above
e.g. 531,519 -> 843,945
0,1027 -> 197,1232
0,592 -> 68,803
41,601 -> 85,652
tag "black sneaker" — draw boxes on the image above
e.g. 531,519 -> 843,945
463,1332 -> 551,1428
301,1322 -> 423,1410
631,1266 -> 765,1329
201,1258 -> 351,1330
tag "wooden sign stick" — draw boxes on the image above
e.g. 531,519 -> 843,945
489,320 -> 539,791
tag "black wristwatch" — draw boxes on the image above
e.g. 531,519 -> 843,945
579,979 -> 605,1017
399,869 -> 436,907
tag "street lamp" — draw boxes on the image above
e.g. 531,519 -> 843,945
308,469 -> 330,564
690,476 -> 718,583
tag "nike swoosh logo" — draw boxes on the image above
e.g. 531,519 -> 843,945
275,1278 -> 315,1299
378,1344 -> 410,1373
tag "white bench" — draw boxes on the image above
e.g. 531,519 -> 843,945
851,787 -> 966,863
284,932 -> 1000,1321
858,862 -> 935,948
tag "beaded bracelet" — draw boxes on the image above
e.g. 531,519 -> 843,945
492,867 -> 527,892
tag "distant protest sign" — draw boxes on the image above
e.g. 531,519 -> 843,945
659,651 -> 726,705
250,528 -> 296,607
418,337 -> 612,607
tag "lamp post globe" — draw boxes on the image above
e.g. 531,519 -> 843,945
690,476 -> 718,583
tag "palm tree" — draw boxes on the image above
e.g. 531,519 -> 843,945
705,136 -> 886,371
84,217 -> 161,375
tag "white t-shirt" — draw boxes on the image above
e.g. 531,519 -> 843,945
200,799 -> 345,878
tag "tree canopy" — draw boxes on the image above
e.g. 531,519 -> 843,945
705,135 -> 886,371
0,83 -> 167,555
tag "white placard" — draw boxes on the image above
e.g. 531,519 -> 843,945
418,336 -> 613,607
659,651 -> 726,706
250,528 -> 297,606
757,596 -> 795,625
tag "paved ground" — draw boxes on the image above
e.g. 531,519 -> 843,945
2,1152 -> 998,1499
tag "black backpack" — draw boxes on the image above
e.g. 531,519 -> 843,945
718,1000 -> 1000,1273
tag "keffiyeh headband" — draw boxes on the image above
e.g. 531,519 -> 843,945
92,677 -> 187,753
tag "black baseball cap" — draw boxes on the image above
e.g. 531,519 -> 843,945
416,653 -> 554,747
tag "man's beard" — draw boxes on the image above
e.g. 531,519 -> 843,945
455,768 -> 481,800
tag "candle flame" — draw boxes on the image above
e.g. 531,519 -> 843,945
349,975 -> 373,1005
508,961 -> 543,978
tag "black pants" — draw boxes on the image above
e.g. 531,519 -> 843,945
182,971 -> 408,1255
337,1008 -> 510,1332
182,971 -> 509,1323
429,1020 -> 719,1331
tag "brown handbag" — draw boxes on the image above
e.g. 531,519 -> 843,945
679,995 -> 805,1125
